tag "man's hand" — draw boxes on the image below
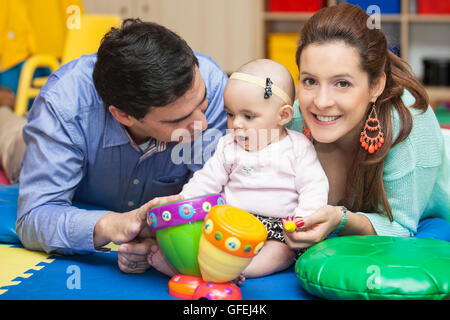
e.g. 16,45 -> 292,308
93,194 -> 182,273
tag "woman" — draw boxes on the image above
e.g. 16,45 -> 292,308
285,3 -> 450,249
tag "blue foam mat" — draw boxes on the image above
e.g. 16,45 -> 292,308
0,247 -> 315,300
1,184 -> 449,300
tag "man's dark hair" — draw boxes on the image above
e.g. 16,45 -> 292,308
93,18 -> 199,119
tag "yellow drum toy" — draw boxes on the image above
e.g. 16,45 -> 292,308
198,205 -> 268,283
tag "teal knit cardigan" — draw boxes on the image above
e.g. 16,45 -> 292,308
287,90 -> 450,236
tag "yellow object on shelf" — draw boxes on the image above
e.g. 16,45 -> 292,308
14,14 -> 122,115
0,0 -> 36,71
198,205 -> 267,283
61,14 -> 122,65
27,0 -> 85,60
267,33 -> 300,85
0,0 -> 84,73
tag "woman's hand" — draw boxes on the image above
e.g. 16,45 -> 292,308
284,205 -> 342,249
284,205 -> 377,249
93,194 -> 183,273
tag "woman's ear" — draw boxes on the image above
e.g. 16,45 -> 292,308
109,105 -> 135,127
278,104 -> 294,126
370,72 -> 387,103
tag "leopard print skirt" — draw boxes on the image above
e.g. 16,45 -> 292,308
253,214 -> 306,260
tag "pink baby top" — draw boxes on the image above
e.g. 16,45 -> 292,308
181,129 -> 329,218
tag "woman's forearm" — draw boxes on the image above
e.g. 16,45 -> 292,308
340,210 -> 377,236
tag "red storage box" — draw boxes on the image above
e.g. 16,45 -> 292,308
269,0 -> 325,12
418,0 -> 450,14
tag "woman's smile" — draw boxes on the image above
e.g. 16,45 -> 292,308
312,113 -> 343,125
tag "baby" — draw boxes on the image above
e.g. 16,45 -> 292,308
180,59 -> 329,279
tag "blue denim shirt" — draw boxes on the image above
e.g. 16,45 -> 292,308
16,53 -> 228,254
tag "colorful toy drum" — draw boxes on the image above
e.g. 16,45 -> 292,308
147,194 -> 226,276
168,275 -> 204,300
198,205 -> 268,283
192,282 -> 242,300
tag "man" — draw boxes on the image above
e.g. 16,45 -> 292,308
15,19 -> 228,274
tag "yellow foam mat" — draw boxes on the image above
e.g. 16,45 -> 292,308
0,244 -> 55,295
104,242 -> 119,251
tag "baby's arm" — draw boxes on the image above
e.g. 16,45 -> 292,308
293,137 -> 329,217
180,135 -> 231,198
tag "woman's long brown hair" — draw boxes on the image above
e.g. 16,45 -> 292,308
295,3 -> 429,220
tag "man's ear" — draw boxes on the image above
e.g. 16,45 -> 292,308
370,72 -> 386,103
109,105 -> 135,127
278,104 -> 294,126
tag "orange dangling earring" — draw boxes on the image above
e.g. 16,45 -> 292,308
303,122 -> 312,141
360,103 -> 384,154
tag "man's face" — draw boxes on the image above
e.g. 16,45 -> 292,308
128,66 -> 208,144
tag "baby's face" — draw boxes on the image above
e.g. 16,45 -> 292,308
223,80 -> 285,151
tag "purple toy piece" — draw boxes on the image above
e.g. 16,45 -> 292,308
147,193 -> 225,232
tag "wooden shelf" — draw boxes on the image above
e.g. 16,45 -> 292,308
263,13 -> 450,23
264,12 -> 313,21
380,14 -> 402,22
264,0 -> 450,64
408,14 -> 450,23
264,12 -> 405,22
425,86 -> 450,103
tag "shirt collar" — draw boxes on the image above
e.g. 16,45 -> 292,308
102,111 -> 129,148
102,110 -> 168,155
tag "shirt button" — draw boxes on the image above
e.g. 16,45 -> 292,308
133,179 -> 140,185
128,201 -> 134,207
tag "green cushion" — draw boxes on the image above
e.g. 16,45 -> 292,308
295,236 -> 450,300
